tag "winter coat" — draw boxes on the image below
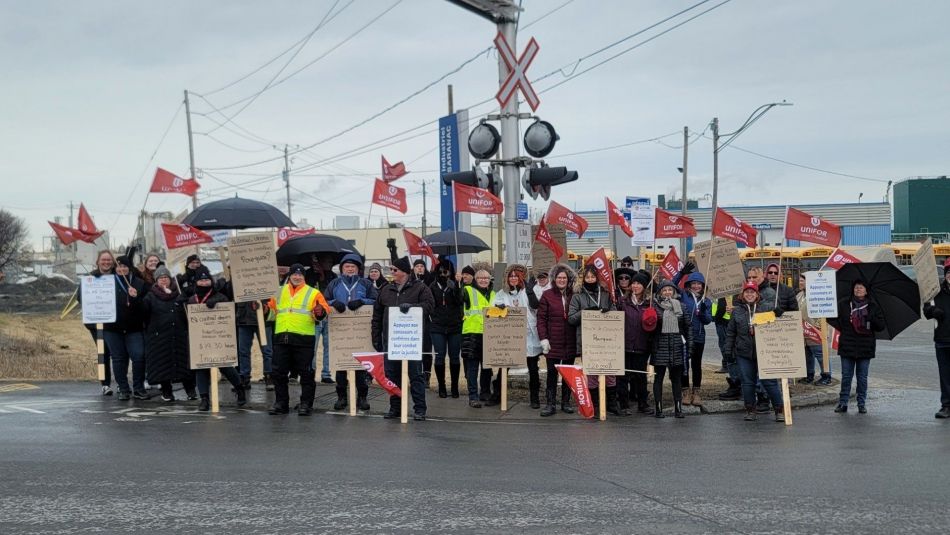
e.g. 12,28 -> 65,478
923,280 -> 950,347
429,278 -> 463,334
371,278 -> 435,352
650,297 -> 691,367
567,284 -> 612,355
305,268 -> 336,293
673,272 -> 713,344
495,286 -> 541,356
760,280 -> 798,313
537,288 -> 577,361
827,296 -> 886,359
325,274 -> 378,310
620,294 -> 653,354
104,274 -> 147,333
142,286 -> 191,383
724,299 -> 778,361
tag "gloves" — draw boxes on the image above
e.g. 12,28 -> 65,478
313,305 -> 326,320
206,301 -> 216,309
496,303 -> 507,310
347,300 -> 363,311
399,303 -> 412,314
773,305 -> 784,318
526,277 -> 537,293
540,339 -> 551,354
373,340 -> 383,352
681,261 -> 696,275
332,301 -> 347,313
600,306 -> 610,314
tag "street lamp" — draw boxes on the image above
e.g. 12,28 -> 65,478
711,101 -> 793,214
858,192 -> 864,204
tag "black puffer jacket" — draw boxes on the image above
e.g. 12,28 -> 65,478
428,260 -> 463,335
371,278 -> 435,352
827,296 -> 886,359
650,296 -> 692,367
724,299 -> 778,361
142,286 -> 191,383
923,280 -> 950,346
761,281 -> 798,313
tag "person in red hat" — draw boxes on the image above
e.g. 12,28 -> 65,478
924,258 -> 950,419
724,281 -> 786,422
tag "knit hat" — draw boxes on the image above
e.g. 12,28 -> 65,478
461,265 -> 476,277
657,280 -> 679,296
368,262 -> 383,273
766,263 -> 780,274
615,267 -> 636,281
413,258 -> 427,268
392,256 -> 412,274
633,269 -> 651,287
115,255 -> 132,267
288,263 -> 306,276
194,266 -> 213,281
154,266 -> 172,280
186,254 -> 200,265
620,256 -> 635,265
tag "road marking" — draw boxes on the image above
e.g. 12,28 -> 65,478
6,405 -> 45,414
0,383 -> 39,393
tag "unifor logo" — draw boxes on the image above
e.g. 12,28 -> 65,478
388,186 -> 397,196
832,254 -> 843,262
173,177 -> 183,188
669,215 -> 678,223
811,216 -> 821,226
593,258 -> 605,269
360,361 -> 374,373
475,190 -> 486,199
278,229 -> 288,240
566,212 -> 574,219
733,217 -> 743,226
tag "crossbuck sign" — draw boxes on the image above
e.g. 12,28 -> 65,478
494,32 -> 540,111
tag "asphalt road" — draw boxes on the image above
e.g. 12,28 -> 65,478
1,382 -> 948,534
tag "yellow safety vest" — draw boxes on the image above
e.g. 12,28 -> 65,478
462,286 -> 495,335
711,299 -> 731,321
275,284 -> 318,336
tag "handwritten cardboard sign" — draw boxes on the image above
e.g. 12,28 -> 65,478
531,223 -> 566,274
693,237 -> 745,299
80,275 -> 117,324
913,238 -> 940,303
483,307 -> 527,368
756,310 -> 807,379
580,310 -> 625,375
328,308 -> 375,371
805,270 -> 838,319
228,232 -> 279,303
187,302 -> 238,369
387,306 -> 423,361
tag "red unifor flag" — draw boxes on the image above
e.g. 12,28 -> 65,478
605,197 -> 634,238
453,182 -> 503,215
48,221 -> 82,245
660,246 -> 684,281
381,156 -> 408,183
802,321 -> 823,346
831,328 -> 840,350
353,352 -> 401,397
150,167 -> 200,196
161,223 -> 213,249
712,207 -> 758,248
555,364 -> 594,419
784,207 -> 842,247
534,219 -> 563,261
372,178 -> 408,214
545,201 -> 589,238
276,227 -> 317,247
586,247 -> 616,298
402,229 -> 438,266
76,204 -> 104,242
654,208 -> 697,239
822,248 -> 861,270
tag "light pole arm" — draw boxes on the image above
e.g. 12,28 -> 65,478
716,101 -> 792,153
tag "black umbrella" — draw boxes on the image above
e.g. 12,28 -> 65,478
422,230 -> 490,255
276,234 -> 361,266
835,262 -> 920,340
182,197 -> 294,230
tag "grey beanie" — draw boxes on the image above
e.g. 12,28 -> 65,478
154,266 -> 172,280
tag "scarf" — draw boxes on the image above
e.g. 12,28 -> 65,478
150,283 -> 179,302
657,297 -> 682,334
850,298 -> 871,335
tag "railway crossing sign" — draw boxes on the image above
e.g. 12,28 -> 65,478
494,32 -> 540,111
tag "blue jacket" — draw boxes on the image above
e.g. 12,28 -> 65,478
673,271 -> 713,344
325,274 -> 378,307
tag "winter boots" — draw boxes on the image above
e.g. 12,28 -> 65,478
606,387 -> 621,416
198,395 -> 210,412
718,378 -> 741,401
674,400 -> 685,419
774,407 -> 785,422
449,361 -> 461,398
541,387 -> 557,417
236,387 -> 247,407
744,406 -> 758,421
333,393 -> 347,411
654,401 -> 664,418
682,388 -> 693,406
435,363 -> 448,398
690,387 -> 702,407
357,396 -> 370,411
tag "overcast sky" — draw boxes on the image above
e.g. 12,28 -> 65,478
3,0 -> 948,249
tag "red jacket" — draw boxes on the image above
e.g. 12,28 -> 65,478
536,287 -> 577,361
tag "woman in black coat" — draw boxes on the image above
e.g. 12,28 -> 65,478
827,279 -> 886,414
650,281 -> 691,418
923,262 -> 950,419
143,267 -> 196,402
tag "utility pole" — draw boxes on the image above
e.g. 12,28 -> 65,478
282,145 -> 292,221
184,90 -> 198,211
497,16 -> 519,266
681,126 -> 689,255
711,117 -> 719,216
417,179 -> 431,236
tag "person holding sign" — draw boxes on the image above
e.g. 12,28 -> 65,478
103,254 -> 149,401
724,281 -> 786,422
79,250 -> 116,396
428,259 -> 464,399
568,265 -> 620,416
827,280 -> 886,414
176,254 -> 204,297
923,260 -> 950,419
617,268 -> 655,415
494,264 -> 542,409
188,267 -> 246,411
797,274 -> 832,386
672,265 -> 713,407
142,267 -> 197,402
371,256 -> 434,420
270,263 -> 330,416
537,264 -> 579,417
325,253 -> 378,411
651,281 -> 691,419
460,269 -> 497,408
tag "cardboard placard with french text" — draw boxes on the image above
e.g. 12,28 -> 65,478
756,310 -> 807,379
693,237 -> 745,299
580,310 -> 625,375
483,307 -> 527,368
187,302 -> 238,369
228,232 -> 279,303
329,308 -> 375,371
913,238 -> 940,304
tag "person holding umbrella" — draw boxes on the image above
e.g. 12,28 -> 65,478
828,279 -> 886,414
428,258 -> 463,398
923,259 -> 950,419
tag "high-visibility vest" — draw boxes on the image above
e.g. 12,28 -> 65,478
712,299 -> 731,321
275,283 -> 318,336
462,286 -> 495,335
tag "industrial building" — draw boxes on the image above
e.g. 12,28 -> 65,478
893,176 -> 950,239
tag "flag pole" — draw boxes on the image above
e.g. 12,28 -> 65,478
363,203 -> 375,257
452,186 -> 460,262
775,206 -> 789,309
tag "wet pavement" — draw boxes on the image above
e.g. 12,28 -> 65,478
1,381 -> 948,534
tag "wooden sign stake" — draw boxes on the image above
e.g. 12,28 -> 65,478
96,323 -> 106,382
256,307 -> 268,346
216,246 -> 231,281
348,369 -> 357,416
781,377 -> 793,426
820,318 -> 830,375
400,361 -> 409,424
599,380 -> 607,421
210,367 -> 220,413
500,368 -> 508,412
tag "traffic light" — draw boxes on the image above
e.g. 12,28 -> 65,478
442,165 -> 502,196
521,165 -> 578,200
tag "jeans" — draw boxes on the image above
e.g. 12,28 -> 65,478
237,325 -> 274,379
839,357 -> 871,407
737,357 -> 783,409
715,322 -> 728,361
314,320 -> 331,379
195,367 -> 241,396
430,332 -> 462,366
384,357 -> 426,415
805,344 -> 828,378
682,342 -> 704,388
103,330 -> 146,394
936,346 -> 950,408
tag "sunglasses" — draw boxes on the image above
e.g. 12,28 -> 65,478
767,271 -> 779,275
617,275 -> 631,280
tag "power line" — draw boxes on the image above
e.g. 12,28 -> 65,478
546,131 -> 681,159
716,140 -> 890,183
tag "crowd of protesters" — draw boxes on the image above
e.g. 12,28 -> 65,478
81,246 -> 950,423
